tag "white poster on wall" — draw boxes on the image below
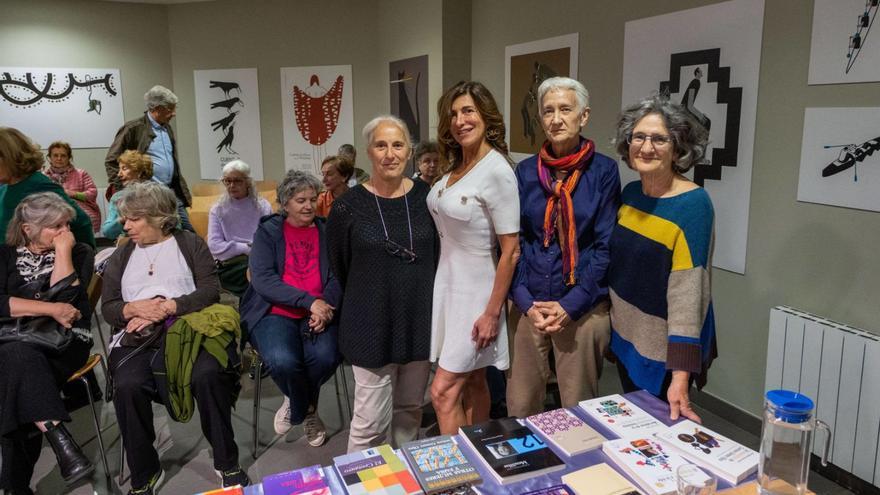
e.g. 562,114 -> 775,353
193,68 -> 264,180
808,0 -> 880,85
280,65 -> 354,176
0,67 -> 124,148
797,107 -> 880,212
621,0 -> 764,274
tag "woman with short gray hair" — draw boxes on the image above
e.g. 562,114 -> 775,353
239,169 -> 341,447
102,181 -> 249,491
607,95 -> 715,423
207,160 -> 272,297
328,115 -> 438,452
508,76 -> 620,418
0,192 -> 96,490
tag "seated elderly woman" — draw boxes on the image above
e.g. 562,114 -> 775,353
101,150 -> 153,240
101,182 -> 249,493
207,160 -> 272,297
0,127 -> 95,248
316,155 -> 354,217
0,193 -> 95,492
44,141 -> 102,232
240,170 -> 341,447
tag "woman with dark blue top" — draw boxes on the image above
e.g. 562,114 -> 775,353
508,77 -> 621,417
239,170 -> 342,448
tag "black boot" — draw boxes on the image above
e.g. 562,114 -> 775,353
43,422 -> 95,485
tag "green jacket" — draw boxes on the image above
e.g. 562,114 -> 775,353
164,303 -> 240,422
0,172 -> 96,248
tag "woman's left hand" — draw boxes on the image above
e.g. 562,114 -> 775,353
668,370 -> 702,423
308,313 -> 327,333
471,312 -> 499,350
125,316 -> 154,333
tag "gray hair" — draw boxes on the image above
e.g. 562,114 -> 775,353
117,181 -> 179,235
338,143 -> 356,160
613,94 -> 709,174
5,192 -> 75,246
538,77 -> 590,113
219,159 -> 258,207
276,170 -> 321,215
144,85 -> 179,111
362,115 -> 412,150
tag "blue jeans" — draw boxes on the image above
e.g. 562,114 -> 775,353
249,314 -> 340,424
177,200 -> 194,233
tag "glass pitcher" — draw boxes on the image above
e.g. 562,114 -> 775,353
757,390 -> 831,495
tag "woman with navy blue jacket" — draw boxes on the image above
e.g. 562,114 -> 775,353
239,170 -> 341,448
508,77 -> 621,417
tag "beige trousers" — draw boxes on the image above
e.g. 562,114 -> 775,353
347,360 -> 432,453
507,301 -> 610,418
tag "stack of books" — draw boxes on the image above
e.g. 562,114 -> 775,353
401,435 -> 482,494
333,444 -> 423,494
653,420 -> 758,484
602,437 -> 704,495
525,408 -> 605,457
458,418 -> 564,485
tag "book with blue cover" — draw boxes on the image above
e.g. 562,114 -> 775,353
458,418 -> 564,485
402,435 -> 482,494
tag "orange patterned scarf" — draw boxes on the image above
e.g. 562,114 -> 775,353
537,138 -> 594,286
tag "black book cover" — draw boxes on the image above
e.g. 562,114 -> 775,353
458,418 -> 564,484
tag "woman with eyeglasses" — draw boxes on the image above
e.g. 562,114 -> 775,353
327,115 -> 438,452
207,160 -> 272,297
427,81 -> 520,435
607,95 -> 715,423
239,170 -> 341,448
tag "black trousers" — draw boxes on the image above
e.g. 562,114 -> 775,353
110,344 -> 240,488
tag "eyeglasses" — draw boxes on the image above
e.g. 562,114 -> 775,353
222,178 -> 245,185
627,133 -> 672,148
384,238 -> 417,264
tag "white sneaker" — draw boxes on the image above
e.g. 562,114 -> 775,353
303,409 -> 326,447
274,396 -> 292,435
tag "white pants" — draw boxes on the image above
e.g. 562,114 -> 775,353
347,361 -> 432,452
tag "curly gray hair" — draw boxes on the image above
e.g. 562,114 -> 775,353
276,170 -> 321,215
219,159 -> 259,206
144,85 -> 179,110
117,181 -> 179,235
613,95 -> 709,174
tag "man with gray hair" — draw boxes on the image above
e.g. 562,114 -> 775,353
104,85 -> 194,231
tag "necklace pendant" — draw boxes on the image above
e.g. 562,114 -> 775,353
148,263 -> 154,276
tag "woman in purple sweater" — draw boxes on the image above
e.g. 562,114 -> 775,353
207,160 -> 272,296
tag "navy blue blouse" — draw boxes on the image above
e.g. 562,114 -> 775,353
510,148 -> 621,321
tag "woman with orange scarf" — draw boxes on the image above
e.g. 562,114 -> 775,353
507,77 -> 621,417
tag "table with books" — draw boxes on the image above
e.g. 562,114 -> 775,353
199,390 -> 761,495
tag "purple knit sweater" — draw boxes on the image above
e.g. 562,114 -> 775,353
207,196 -> 273,260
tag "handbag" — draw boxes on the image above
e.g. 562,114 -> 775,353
0,271 -> 81,353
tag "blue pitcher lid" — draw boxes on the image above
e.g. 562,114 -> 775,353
765,390 -> 814,423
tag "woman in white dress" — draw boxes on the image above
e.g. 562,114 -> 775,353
428,81 -> 520,434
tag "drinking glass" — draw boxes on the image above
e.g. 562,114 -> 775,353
677,464 -> 717,495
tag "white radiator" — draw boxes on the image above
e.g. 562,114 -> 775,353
766,306 -> 880,486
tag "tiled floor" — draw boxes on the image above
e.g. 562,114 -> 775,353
25,337 -> 856,494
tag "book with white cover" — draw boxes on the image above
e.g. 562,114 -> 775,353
602,437 -> 702,495
579,394 -> 666,439
525,408 -> 605,457
653,419 -> 758,484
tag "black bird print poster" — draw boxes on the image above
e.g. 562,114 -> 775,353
194,68 -> 264,180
